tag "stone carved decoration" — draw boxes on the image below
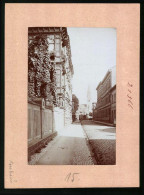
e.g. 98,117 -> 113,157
47,35 -> 54,44
49,51 -> 56,61
55,34 -> 60,39
61,54 -> 66,63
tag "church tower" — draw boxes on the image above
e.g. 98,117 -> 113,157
87,85 -> 91,114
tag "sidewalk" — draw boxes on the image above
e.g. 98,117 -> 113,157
93,120 -> 116,127
81,120 -> 116,165
29,123 -> 94,165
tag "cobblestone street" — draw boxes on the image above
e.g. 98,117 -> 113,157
29,121 -> 116,165
81,120 -> 116,165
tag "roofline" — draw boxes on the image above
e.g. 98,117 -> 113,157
96,70 -> 111,90
110,84 -> 116,92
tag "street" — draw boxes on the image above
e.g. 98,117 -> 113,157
29,122 -> 94,165
81,120 -> 116,165
28,27 -> 116,166
29,121 -> 116,165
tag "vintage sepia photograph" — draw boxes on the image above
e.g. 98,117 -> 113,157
28,27 -> 116,165
4,3 -> 139,188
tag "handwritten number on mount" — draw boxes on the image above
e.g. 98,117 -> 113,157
127,82 -> 133,110
65,173 -> 79,182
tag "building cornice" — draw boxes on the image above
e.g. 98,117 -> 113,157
96,102 -> 111,110
96,70 -> 111,90
110,84 -> 116,92
29,27 -> 74,76
28,27 -> 63,34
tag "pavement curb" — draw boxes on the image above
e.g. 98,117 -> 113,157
93,120 -> 116,127
28,132 -> 57,161
81,123 -> 98,165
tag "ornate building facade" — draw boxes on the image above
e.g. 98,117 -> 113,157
93,66 -> 116,124
28,27 -> 74,126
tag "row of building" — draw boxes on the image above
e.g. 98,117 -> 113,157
74,66 -> 116,125
93,66 -> 116,125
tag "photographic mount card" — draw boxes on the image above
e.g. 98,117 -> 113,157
5,3 -> 139,188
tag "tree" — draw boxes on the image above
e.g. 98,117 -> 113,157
72,94 -> 79,121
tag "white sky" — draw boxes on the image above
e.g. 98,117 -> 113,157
67,28 -> 116,104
